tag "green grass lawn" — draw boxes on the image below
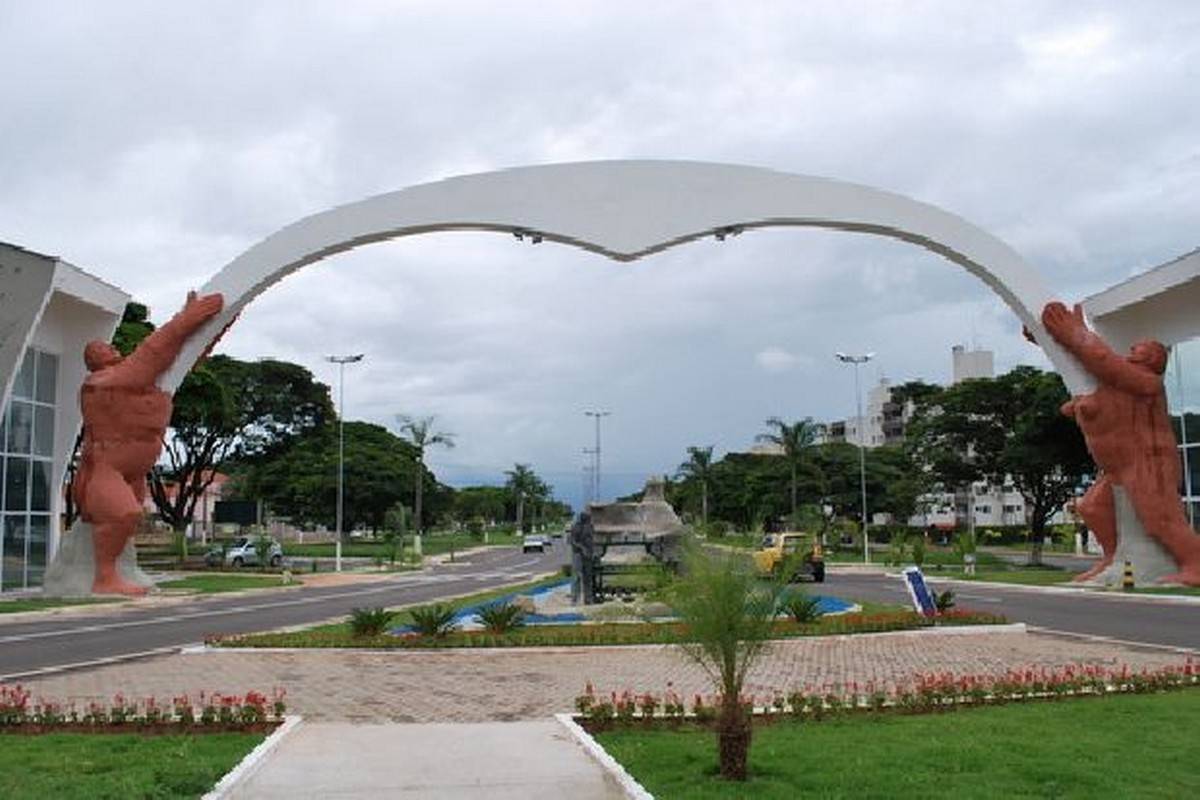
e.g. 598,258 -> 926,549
157,573 -> 300,594
0,597 -> 121,614
0,732 -> 264,800
1127,586 -> 1200,596
948,568 -> 1076,586
596,689 -> 1200,799
282,530 -> 521,560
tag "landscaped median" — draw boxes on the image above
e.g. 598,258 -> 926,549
0,684 -> 290,799
206,570 -> 1007,650
571,662 -> 1200,798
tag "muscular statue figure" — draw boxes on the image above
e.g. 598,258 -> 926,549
75,291 -> 224,595
1041,301 -> 1200,585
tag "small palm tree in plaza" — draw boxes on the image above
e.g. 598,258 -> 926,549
396,414 -> 455,539
755,416 -> 820,518
505,463 -> 538,533
676,445 -> 715,525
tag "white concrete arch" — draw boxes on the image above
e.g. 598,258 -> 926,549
164,160 -> 1090,392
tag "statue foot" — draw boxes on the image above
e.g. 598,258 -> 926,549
1073,558 -> 1113,583
1159,567 -> 1200,588
91,577 -> 149,596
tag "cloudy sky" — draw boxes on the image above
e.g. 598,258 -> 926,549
2,1 -> 1197,509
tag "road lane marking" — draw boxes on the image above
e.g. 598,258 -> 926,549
1029,626 -> 1200,655
0,566 -> 545,644
0,644 -> 187,682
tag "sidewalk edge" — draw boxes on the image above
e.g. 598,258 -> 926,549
555,712 -> 654,800
202,714 -> 303,800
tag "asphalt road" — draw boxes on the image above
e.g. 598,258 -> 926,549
0,544 -> 568,681
4,546 -> 1198,680
828,571 -> 1200,651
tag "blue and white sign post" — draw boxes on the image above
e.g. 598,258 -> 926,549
902,567 -> 939,617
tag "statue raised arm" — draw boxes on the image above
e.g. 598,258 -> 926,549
74,291 -> 224,595
1040,301 -> 1200,585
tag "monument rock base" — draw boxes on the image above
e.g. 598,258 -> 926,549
43,522 -> 154,597
1078,487 -> 1178,588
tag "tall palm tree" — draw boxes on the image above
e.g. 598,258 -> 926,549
756,417 -> 820,517
396,414 -> 455,536
505,463 -> 538,533
676,445 -> 715,524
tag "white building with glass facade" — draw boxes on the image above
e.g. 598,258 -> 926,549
0,243 -> 128,591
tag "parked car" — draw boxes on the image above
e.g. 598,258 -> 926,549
753,532 -> 825,582
521,534 -> 547,553
221,536 -> 284,568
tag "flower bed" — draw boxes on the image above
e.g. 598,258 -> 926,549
212,608 -> 1008,649
574,659 -> 1200,730
0,685 -> 287,734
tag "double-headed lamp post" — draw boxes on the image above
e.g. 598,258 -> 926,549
326,354 -> 364,572
836,352 -> 874,564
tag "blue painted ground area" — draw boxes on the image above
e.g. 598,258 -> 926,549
392,579 -> 857,633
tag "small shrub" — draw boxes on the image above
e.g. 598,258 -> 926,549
910,534 -> 927,567
934,589 -> 956,612
410,603 -> 458,638
477,601 -> 526,633
349,607 -> 396,638
783,592 -> 824,624
887,531 -> 909,565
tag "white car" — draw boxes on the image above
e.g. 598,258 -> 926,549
522,534 -> 547,553
223,536 -> 284,568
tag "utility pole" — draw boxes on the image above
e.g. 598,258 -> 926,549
326,354 -> 364,572
836,352 -> 874,564
584,411 -> 611,502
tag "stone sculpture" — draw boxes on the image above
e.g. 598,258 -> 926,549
1041,301 -> 1200,586
74,291 -> 224,594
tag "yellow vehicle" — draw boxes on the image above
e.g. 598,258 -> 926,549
753,532 -> 825,583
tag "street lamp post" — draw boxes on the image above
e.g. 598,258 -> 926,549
584,410 -> 611,502
582,448 -> 598,507
326,354 -> 364,572
836,352 -> 874,564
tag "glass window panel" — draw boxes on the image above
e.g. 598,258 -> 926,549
12,350 -> 34,400
35,351 -> 58,404
1186,445 -> 1199,498
27,515 -> 47,587
30,460 -> 49,512
0,403 -> 7,453
2,515 -> 26,590
4,457 -> 28,512
6,402 -> 31,454
33,405 -> 54,457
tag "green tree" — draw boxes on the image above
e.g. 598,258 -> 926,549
148,355 -> 335,536
676,445 -> 715,525
755,417 -> 821,517
671,542 -> 787,780
251,422 -> 430,532
907,367 -> 1092,564
505,463 -> 539,533
395,415 -> 455,536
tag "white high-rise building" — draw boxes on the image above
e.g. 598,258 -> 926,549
952,344 -> 994,384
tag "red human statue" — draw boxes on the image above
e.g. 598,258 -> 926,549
75,291 -> 224,595
1041,301 -> 1200,585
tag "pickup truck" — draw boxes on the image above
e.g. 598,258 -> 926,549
752,532 -> 825,583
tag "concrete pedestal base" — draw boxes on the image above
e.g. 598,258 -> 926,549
1078,487 -> 1177,588
42,522 -> 154,597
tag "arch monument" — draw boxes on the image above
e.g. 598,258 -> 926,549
48,160 -> 1193,592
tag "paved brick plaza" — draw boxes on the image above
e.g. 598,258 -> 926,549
24,630 -> 1189,722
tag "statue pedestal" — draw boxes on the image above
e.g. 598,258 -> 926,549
43,522 -> 155,597
1078,487 -> 1177,587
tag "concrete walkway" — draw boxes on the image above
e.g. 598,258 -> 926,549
229,720 -> 624,799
